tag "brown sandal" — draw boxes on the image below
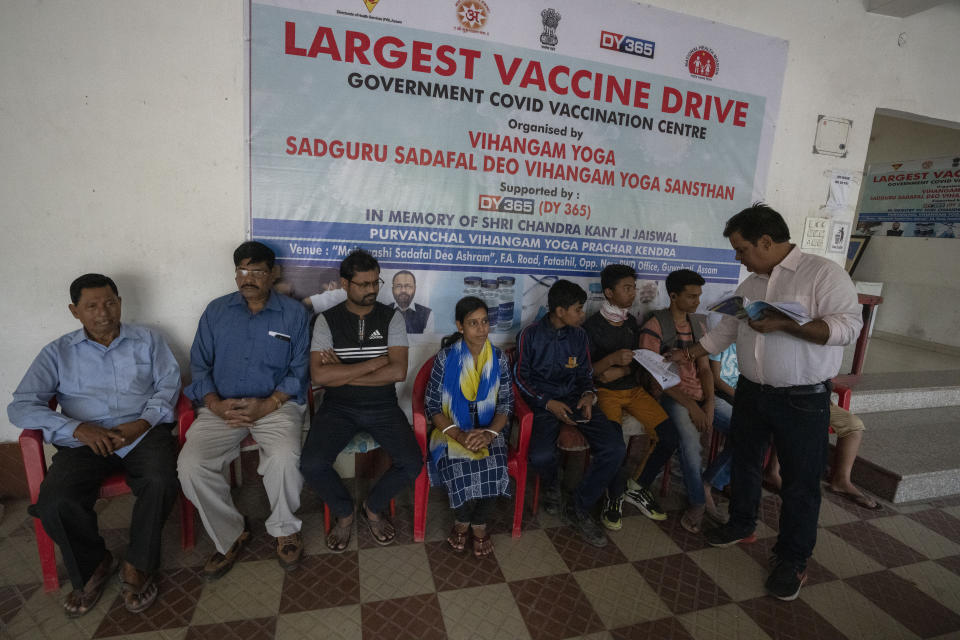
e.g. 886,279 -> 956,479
64,551 -> 115,618
120,575 -> 158,614
471,526 -> 494,558
447,523 -> 470,553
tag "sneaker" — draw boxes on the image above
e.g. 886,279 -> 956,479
541,485 -> 562,516
563,503 -> 608,547
203,519 -> 251,581
276,531 -> 303,571
623,482 -> 667,521
704,525 -> 753,548
765,559 -> 807,601
601,493 -> 623,531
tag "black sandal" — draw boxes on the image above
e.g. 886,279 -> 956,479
360,504 -> 396,546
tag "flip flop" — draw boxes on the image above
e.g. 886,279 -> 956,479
826,486 -> 882,511
64,551 -> 115,618
120,574 -> 158,614
360,506 -> 396,546
681,514 -> 702,534
326,517 -> 353,553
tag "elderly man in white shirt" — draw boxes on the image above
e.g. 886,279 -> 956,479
667,203 -> 862,602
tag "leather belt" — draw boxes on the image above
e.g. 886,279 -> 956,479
740,378 -> 830,396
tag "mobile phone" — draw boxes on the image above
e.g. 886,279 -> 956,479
570,409 -> 590,423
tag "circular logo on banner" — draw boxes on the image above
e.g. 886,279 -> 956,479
456,0 -> 490,30
685,46 -> 719,80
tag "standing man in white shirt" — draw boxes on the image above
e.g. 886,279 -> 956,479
667,203 -> 862,601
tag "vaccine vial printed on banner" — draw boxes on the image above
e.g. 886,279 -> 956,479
496,276 -> 516,331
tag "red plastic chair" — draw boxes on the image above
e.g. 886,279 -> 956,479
411,356 -> 534,540
19,392 -> 194,592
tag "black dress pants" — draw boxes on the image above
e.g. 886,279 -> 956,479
34,424 -> 178,589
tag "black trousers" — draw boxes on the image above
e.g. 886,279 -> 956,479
35,424 -> 179,589
727,378 -> 830,567
301,400 -> 423,518
453,498 -> 496,525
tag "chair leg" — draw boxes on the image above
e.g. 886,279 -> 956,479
180,492 -> 196,550
33,519 -> 60,593
512,471 -> 527,538
324,504 -> 331,535
413,467 -> 429,542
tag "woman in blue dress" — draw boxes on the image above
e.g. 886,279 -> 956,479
425,296 -> 513,557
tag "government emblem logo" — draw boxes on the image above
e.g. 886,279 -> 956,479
540,9 -> 560,49
362,0 -> 380,12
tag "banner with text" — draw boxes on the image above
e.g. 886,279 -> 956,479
857,156 -> 960,239
251,0 -> 787,335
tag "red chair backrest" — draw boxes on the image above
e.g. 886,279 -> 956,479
412,357 -> 434,415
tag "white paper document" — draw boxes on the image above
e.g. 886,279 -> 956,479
632,349 -> 682,390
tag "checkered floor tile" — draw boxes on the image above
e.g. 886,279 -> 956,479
4,469 -> 960,640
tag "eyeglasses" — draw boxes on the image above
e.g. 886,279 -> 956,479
235,267 -> 271,280
349,277 -> 384,290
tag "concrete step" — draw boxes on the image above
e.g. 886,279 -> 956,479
849,406 -> 960,503
834,369 -> 960,414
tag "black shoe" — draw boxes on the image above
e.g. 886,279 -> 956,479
765,559 -> 807,601
601,493 -> 623,531
563,503 -> 608,548
704,525 -> 752,548
541,485 -> 562,516
623,480 -> 666,521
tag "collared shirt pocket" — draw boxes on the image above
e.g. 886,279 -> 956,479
263,333 -> 292,371
119,362 -> 155,396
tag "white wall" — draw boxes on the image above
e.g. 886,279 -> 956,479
0,1 -> 247,443
852,114 -> 960,347
2,0 -> 960,443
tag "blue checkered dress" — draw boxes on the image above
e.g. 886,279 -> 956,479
425,344 -> 514,509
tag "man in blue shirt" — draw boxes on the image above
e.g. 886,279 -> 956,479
7,274 -> 180,617
178,241 -> 310,579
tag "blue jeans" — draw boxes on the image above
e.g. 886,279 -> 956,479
660,395 -> 732,505
527,396 -> 626,514
727,377 -> 830,566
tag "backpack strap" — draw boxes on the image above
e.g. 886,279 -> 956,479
650,309 -> 676,354
648,309 -> 706,353
689,313 -> 706,343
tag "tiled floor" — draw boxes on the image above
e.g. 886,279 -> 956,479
4,468 -> 960,640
